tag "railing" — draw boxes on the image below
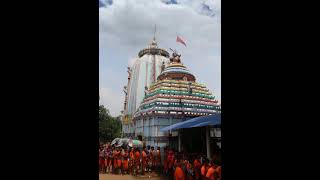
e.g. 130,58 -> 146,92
142,94 -> 217,104
142,102 -> 218,110
138,48 -> 169,58
144,89 -> 214,99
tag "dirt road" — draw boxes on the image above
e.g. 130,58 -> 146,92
99,173 -> 168,180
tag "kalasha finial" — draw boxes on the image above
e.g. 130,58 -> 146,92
169,48 -> 181,63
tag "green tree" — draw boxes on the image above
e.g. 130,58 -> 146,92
99,105 -> 121,143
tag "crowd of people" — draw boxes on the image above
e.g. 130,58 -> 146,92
99,143 -> 221,180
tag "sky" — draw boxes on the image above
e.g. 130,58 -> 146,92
99,0 -> 221,117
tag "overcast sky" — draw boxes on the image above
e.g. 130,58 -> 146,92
99,0 -> 221,117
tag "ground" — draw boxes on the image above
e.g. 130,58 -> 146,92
99,173 -> 167,180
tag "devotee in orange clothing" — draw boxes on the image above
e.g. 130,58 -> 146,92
106,146 -> 113,174
103,146 -> 108,173
141,149 -> 147,175
146,147 -> 152,172
117,149 -> 122,170
129,148 -> 135,174
130,148 -> 135,159
174,162 -> 186,180
201,159 -> 208,180
168,150 -> 175,169
99,147 -> 105,173
113,149 -> 118,169
134,149 -> 141,174
135,149 -> 140,163
156,147 -> 161,164
193,157 -> 201,180
215,165 -> 221,180
113,148 -> 122,174
185,160 -> 193,180
122,149 -> 129,174
206,160 -> 221,180
205,167 -> 215,180
156,147 -> 161,172
150,146 -> 156,169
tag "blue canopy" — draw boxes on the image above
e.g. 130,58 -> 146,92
160,113 -> 221,132
191,120 -> 215,127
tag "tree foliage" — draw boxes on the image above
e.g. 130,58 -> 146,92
99,105 -> 121,143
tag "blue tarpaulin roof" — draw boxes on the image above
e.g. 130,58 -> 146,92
160,113 -> 221,132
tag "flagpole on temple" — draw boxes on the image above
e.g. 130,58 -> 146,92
154,24 -> 156,41
176,32 -> 179,53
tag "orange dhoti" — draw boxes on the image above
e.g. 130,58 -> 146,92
117,159 -> 122,168
99,157 -> 105,169
114,158 -> 118,168
123,159 -> 129,170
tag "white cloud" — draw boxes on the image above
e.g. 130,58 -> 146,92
99,87 -> 123,117
99,0 -> 221,116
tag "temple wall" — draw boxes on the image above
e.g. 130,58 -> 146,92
132,115 -> 185,148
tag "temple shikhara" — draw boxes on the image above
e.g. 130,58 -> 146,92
121,36 -> 220,149
122,36 -> 170,138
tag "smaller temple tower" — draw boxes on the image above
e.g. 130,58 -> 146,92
133,50 -> 219,148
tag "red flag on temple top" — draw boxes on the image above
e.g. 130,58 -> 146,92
176,35 -> 187,47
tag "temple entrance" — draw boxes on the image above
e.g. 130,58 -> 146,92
168,136 -> 178,150
180,127 -> 207,155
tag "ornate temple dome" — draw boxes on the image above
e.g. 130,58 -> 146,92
158,50 -> 195,81
133,51 -> 219,119
131,50 -> 219,147
138,37 -> 169,58
158,63 -> 195,81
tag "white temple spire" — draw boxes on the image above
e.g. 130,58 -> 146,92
149,24 -> 158,48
